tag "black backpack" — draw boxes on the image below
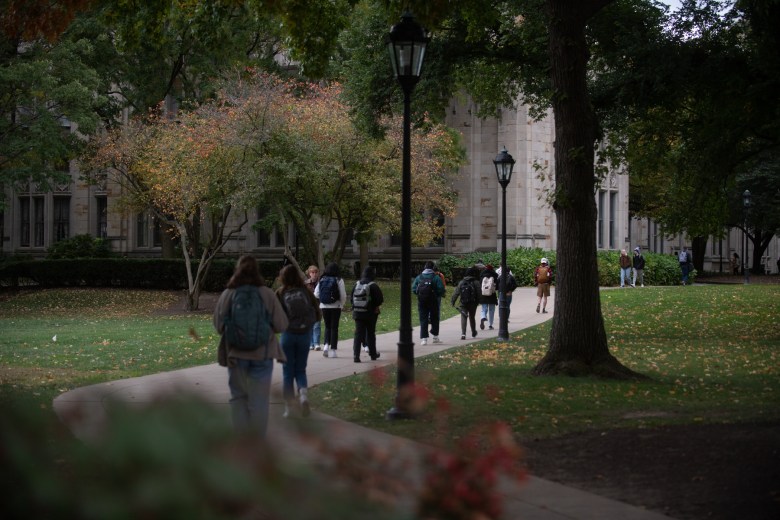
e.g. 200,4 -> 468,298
282,288 -> 316,331
417,275 -> 435,303
318,276 -> 339,304
459,279 -> 477,306
224,285 -> 271,351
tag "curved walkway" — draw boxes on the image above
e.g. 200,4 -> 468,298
53,288 -> 672,520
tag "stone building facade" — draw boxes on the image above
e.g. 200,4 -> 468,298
2,103 -> 777,274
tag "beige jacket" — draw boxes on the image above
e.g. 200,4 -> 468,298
213,285 -> 289,366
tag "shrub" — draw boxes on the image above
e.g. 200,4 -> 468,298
46,234 -> 114,259
439,247 -> 693,287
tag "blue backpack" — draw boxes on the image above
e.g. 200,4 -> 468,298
224,285 -> 271,351
318,276 -> 339,304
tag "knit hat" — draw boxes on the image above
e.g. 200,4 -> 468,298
634,247 -> 640,252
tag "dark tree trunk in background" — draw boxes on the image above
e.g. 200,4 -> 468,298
533,0 -> 642,379
692,236 -> 708,273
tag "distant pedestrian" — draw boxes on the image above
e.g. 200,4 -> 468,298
276,264 -> 321,418
351,266 -> 384,362
479,264 -> 498,330
412,261 -> 446,345
314,262 -> 347,358
451,266 -> 481,339
632,247 -> 645,287
496,266 -> 519,320
534,258 -> 553,314
213,255 -> 289,437
731,253 -> 740,275
433,264 -> 447,323
678,247 -> 692,285
304,265 -> 322,351
619,249 -> 632,287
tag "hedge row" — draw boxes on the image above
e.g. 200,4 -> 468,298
0,258 -> 285,291
438,248 -> 695,287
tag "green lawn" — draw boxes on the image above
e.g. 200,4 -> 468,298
1,284 -> 778,447
314,285 -> 780,445
0,284 -> 459,408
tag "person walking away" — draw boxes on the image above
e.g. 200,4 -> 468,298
433,264 -> 447,324
534,258 -> 553,313
314,262 -> 347,357
351,266 -> 384,362
632,247 -> 646,287
731,252 -> 740,275
213,255 -> 289,437
479,264 -> 499,329
678,246 -> 692,285
619,249 -> 632,287
304,265 -> 322,351
496,266 -> 519,320
412,261 -> 446,345
451,266 -> 481,339
276,265 -> 321,418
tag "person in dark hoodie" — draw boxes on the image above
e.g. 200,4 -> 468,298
451,266 -> 481,340
350,266 -> 384,362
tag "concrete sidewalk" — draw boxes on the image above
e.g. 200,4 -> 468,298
53,287 -> 672,520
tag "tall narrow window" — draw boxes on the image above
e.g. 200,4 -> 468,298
19,198 -> 30,247
33,197 -> 45,247
609,191 -> 617,249
53,197 -> 70,242
96,196 -> 108,239
597,190 -> 605,248
136,212 -> 148,247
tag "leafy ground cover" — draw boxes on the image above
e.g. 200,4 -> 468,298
313,283 -> 780,519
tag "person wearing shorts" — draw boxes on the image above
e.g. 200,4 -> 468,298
534,258 -> 553,314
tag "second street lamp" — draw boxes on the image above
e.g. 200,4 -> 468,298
386,12 -> 428,420
494,146 -> 515,342
743,189 -> 752,285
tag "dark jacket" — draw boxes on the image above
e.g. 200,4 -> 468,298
633,253 -> 645,270
451,275 -> 481,309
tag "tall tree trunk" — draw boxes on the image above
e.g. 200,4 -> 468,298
692,235 -> 708,273
533,0 -> 642,380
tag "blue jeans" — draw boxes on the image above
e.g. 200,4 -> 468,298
281,331 -> 311,400
620,267 -> 632,287
681,263 -> 690,284
481,303 -> 496,326
227,358 -> 274,437
310,320 -> 321,347
418,299 -> 440,338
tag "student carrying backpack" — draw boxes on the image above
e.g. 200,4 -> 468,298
213,255 -> 289,438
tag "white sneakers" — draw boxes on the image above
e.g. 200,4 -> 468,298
432,336 -> 441,344
328,349 -> 337,358
421,338 -> 428,345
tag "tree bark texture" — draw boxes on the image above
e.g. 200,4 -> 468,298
533,0 -> 642,379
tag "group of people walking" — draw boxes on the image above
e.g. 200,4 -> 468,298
619,247 -> 646,288
212,255 -> 555,438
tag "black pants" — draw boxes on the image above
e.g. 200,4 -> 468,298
460,304 -> 478,336
353,312 -> 378,359
321,307 -> 341,350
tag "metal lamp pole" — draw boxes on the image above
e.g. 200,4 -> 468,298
743,189 -> 751,285
386,12 -> 428,420
494,147 -> 515,342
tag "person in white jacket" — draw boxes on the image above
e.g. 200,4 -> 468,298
314,262 -> 347,358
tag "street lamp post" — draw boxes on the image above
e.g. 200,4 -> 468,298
386,12 -> 428,420
743,189 -> 751,285
494,147 -> 515,342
